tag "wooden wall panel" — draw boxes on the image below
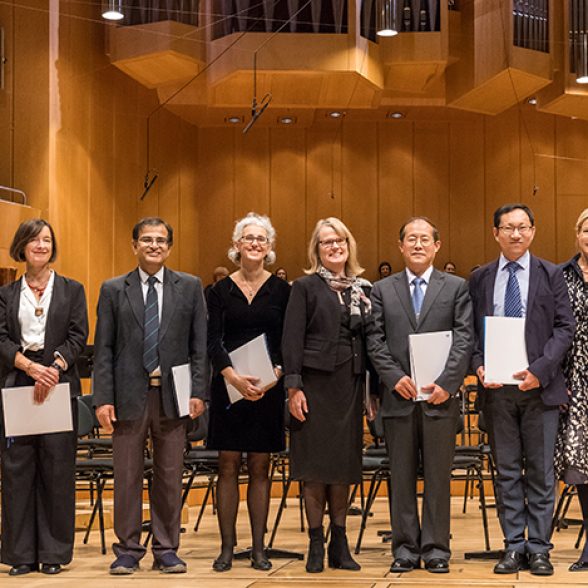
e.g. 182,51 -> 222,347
269,128 -> 307,280
377,121 -> 414,276
449,119 -> 485,276
341,122 -> 379,279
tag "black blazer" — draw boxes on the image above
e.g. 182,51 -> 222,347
93,267 -> 208,420
282,273 -> 371,390
0,273 -> 89,396
469,254 -> 575,406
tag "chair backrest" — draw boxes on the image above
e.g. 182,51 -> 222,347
186,410 -> 209,443
79,393 -> 101,430
77,397 -> 95,437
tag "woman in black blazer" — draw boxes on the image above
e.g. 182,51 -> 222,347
282,217 -> 372,573
0,219 -> 88,576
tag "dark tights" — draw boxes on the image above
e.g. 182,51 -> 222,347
215,451 -> 271,563
304,482 -> 349,529
576,484 -> 588,561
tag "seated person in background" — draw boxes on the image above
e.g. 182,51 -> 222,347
204,266 -> 230,299
378,261 -> 392,280
443,261 -> 456,274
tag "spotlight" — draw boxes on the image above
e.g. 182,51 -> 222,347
327,111 -> 345,119
527,97 -> 537,105
102,0 -> 124,20
278,116 -> 296,125
225,116 -> 244,124
386,111 -> 405,119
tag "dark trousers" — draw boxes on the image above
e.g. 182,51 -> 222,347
0,370 -> 77,566
484,387 -> 559,555
112,387 -> 186,560
383,400 -> 458,563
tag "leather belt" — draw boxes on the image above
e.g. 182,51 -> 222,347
149,376 -> 162,387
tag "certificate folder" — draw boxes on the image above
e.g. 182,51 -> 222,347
484,316 -> 528,385
172,363 -> 192,418
2,382 -> 73,437
224,334 -> 277,404
409,331 -> 453,401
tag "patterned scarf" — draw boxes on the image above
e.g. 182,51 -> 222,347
317,265 -> 372,330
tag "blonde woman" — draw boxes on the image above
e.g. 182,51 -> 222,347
207,213 -> 290,572
282,217 -> 372,573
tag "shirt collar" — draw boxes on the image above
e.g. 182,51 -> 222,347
138,266 -> 165,285
405,265 -> 434,285
498,250 -> 530,272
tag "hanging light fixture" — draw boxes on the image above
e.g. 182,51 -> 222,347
102,0 -> 124,21
376,0 -> 399,37
577,33 -> 588,83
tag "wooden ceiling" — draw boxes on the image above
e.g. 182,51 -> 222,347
106,0 -> 588,126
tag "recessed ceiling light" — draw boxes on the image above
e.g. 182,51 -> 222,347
327,111 -> 345,119
386,111 -> 405,119
577,75 -> 588,84
527,97 -> 537,105
278,116 -> 296,125
225,116 -> 243,124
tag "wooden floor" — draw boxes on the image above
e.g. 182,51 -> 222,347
3,494 -> 588,587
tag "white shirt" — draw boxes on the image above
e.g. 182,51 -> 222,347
493,251 -> 530,317
19,271 -> 55,352
138,266 -> 164,376
405,265 -> 434,299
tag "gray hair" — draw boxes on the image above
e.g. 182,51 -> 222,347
227,212 -> 277,265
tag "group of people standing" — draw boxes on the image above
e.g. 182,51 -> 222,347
0,204 -> 586,578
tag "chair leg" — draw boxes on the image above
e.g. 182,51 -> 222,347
551,484 -> 573,537
194,475 -> 215,532
354,469 -> 383,554
299,481 -> 305,532
268,477 -> 293,549
96,477 -> 107,555
476,466 -> 490,551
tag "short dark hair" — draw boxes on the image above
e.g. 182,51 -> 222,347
132,217 -> 174,245
378,261 -> 392,272
493,204 -> 535,229
9,219 -> 57,263
399,216 -> 440,242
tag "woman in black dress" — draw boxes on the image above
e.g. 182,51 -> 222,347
554,208 -> 588,571
207,213 -> 290,572
282,217 -> 372,573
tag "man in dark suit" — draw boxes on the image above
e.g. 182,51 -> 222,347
469,203 -> 575,576
367,217 -> 473,574
93,217 -> 208,575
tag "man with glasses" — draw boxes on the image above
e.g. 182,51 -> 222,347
469,203 -> 574,576
93,217 -> 208,575
367,217 -> 473,574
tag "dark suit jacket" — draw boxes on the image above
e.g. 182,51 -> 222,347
93,267 -> 208,420
469,254 -> 575,406
367,268 -> 473,417
0,274 -> 89,396
282,273 -> 371,390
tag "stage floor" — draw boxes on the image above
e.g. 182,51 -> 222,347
3,494 -> 587,587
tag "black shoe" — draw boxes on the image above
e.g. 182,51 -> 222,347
306,526 -> 325,573
109,554 -> 139,575
493,550 -> 527,574
251,556 -> 272,571
152,552 -> 187,574
41,563 -> 62,575
8,564 -> 37,576
212,557 -> 232,572
425,558 -> 449,573
327,524 -> 361,570
390,558 -> 419,573
570,560 -> 588,572
528,553 -> 553,576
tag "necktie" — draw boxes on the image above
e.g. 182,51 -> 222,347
412,277 -> 425,316
143,276 -> 160,373
504,261 -> 523,318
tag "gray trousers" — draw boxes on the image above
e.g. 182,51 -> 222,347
112,386 -> 186,560
484,387 -> 559,555
383,400 -> 458,563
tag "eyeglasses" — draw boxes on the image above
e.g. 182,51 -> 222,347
405,235 -> 433,246
497,225 -> 533,236
319,237 -> 348,249
240,235 -> 269,245
137,237 -> 169,246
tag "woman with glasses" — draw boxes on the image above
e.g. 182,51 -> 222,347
555,208 -> 588,572
207,212 -> 290,572
0,219 -> 88,576
282,217 -> 372,573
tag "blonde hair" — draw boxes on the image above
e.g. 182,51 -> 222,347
576,208 -> 588,234
227,212 -> 276,265
305,217 -> 364,276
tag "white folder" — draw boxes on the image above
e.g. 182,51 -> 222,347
484,316 -> 528,385
409,331 -> 453,401
224,334 -> 277,404
1,382 -> 73,437
172,363 -> 192,417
